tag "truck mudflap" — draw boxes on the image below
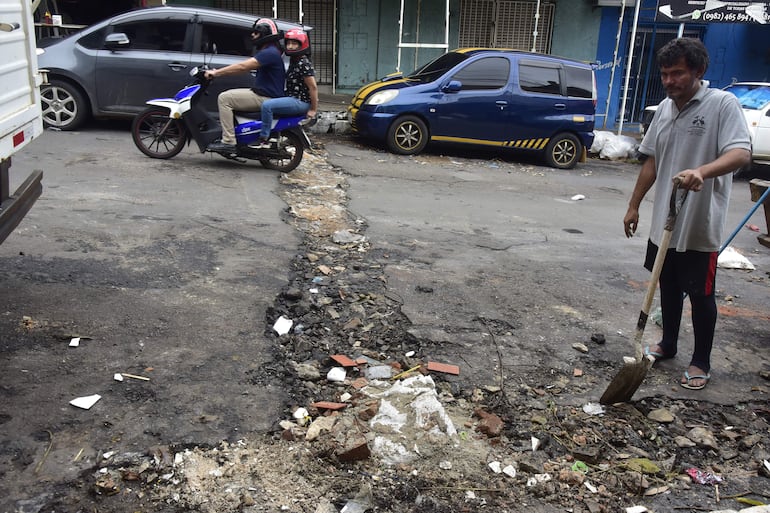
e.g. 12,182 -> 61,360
0,158 -> 42,244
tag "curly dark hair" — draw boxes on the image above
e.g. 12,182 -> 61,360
657,37 -> 709,73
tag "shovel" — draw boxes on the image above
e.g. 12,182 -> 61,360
600,178 -> 687,405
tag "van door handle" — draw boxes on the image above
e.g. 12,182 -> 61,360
554,103 -> 567,110
496,100 -> 508,110
168,62 -> 187,71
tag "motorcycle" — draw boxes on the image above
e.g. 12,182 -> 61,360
131,66 -> 312,172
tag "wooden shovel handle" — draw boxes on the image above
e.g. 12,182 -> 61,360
633,177 -> 687,361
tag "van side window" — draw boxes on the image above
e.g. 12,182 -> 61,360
451,57 -> 510,90
519,62 -> 561,96
565,65 -> 593,98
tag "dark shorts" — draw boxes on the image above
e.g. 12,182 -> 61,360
644,239 -> 717,296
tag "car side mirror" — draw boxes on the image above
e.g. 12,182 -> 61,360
105,32 -> 130,50
442,80 -> 462,93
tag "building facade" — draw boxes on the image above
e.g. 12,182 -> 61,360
42,0 -> 769,130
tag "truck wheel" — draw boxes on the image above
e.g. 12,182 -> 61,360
544,133 -> 581,169
386,115 -> 428,155
131,108 -> 187,159
40,79 -> 89,131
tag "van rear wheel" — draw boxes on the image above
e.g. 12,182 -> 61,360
387,115 -> 428,155
544,133 -> 581,169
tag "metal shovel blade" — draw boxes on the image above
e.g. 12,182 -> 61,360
600,355 -> 654,404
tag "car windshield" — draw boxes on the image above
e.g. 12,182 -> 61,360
408,52 -> 470,83
724,84 -> 770,110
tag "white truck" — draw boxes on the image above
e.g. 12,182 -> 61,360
0,0 -> 44,244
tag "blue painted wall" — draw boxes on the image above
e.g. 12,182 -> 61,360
596,0 -> 770,130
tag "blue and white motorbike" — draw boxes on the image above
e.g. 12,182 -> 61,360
131,66 -> 312,172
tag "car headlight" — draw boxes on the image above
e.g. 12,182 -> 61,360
366,89 -> 399,106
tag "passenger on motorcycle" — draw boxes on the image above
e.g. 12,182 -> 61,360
204,18 -> 285,153
254,28 -> 319,149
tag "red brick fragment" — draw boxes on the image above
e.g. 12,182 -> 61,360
311,401 -> 348,411
331,354 -> 358,367
426,361 -> 460,375
351,377 -> 369,389
474,408 -> 504,437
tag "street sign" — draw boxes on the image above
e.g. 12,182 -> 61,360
656,1 -> 769,24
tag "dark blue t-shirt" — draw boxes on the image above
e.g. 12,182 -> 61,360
253,45 -> 286,98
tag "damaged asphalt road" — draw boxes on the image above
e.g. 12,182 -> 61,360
0,124 -> 769,512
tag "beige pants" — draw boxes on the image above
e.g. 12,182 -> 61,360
217,88 -> 270,144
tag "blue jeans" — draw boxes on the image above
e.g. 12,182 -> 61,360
260,97 -> 309,139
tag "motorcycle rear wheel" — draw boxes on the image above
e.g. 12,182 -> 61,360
132,108 -> 187,159
258,131 -> 304,172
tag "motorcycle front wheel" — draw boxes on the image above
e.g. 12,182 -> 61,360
131,108 -> 188,159
259,131 -> 304,172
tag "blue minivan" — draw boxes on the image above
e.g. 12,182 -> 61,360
348,49 -> 596,169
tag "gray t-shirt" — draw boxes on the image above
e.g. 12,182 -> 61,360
639,82 -> 751,252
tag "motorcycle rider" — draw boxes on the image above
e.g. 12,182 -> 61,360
254,28 -> 318,149
205,18 -> 285,154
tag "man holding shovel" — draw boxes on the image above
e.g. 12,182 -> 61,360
623,38 -> 751,391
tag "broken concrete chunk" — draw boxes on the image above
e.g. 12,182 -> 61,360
686,427 -> 718,449
647,408 -> 675,423
364,365 -> 392,380
572,342 -> 589,353
327,367 -> 347,382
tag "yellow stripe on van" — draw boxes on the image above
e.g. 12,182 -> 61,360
432,136 -> 508,147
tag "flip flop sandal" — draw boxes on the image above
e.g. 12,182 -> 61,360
680,371 -> 711,390
644,345 -> 675,362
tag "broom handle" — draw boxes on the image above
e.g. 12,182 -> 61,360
720,186 -> 770,253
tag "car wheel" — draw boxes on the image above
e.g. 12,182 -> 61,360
386,115 -> 428,155
40,79 -> 90,131
131,108 -> 188,159
544,133 -> 582,169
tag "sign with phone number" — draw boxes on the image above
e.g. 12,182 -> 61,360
656,1 -> 769,24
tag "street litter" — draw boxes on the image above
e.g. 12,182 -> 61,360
583,403 -> 604,415
488,461 -> 502,473
527,473 -> 552,487
686,467 -> 723,485
69,394 -> 101,410
584,481 -> 598,493
718,246 -> 755,270
531,436 -> 541,451
292,407 -> 310,426
113,373 -> 124,382
571,194 -> 585,201
502,465 -> 516,478
122,373 -> 150,381
272,315 -> 293,335
69,337 -> 80,347
625,507 -> 649,513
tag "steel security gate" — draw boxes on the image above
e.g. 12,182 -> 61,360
619,25 -> 705,124
458,0 -> 555,53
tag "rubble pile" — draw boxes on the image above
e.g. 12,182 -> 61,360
84,145 -> 770,512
